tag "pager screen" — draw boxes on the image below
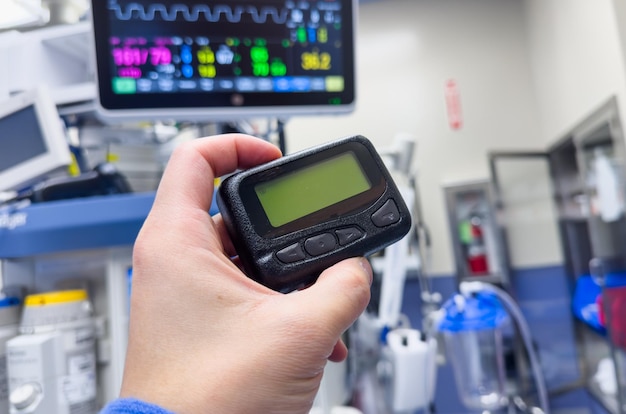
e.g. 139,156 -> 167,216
254,151 -> 371,227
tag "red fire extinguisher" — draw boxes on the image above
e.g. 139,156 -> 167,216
467,216 -> 489,275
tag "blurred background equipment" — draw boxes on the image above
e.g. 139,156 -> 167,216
0,87 -> 72,194
7,289 -> 97,414
89,0 -> 357,121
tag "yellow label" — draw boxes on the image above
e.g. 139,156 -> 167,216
25,290 -> 88,307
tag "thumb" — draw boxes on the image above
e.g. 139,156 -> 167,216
295,257 -> 372,336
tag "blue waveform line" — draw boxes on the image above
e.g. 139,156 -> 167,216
108,1 -> 291,24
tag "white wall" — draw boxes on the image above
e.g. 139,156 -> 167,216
511,0 -> 626,270
523,0 -> 626,144
286,0 -> 544,275
613,0 -> 626,78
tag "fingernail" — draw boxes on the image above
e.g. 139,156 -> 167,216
358,257 -> 373,285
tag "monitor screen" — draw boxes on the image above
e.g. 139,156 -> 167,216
0,88 -> 71,192
0,106 -> 48,171
91,0 -> 357,120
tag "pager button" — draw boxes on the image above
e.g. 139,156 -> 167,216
371,199 -> 401,227
336,227 -> 364,246
276,243 -> 306,264
305,233 -> 337,256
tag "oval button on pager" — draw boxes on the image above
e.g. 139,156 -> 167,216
371,199 -> 401,227
304,233 -> 337,256
276,243 -> 306,264
336,227 -> 364,246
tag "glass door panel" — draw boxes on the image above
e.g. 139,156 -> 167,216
489,153 -> 563,270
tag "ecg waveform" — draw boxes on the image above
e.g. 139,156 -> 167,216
108,1 -> 292,24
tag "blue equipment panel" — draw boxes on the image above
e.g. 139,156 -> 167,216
0,193 -> 156,258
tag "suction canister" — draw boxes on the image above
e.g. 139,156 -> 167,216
7,290 -> 97,414
437,292 -> 509,411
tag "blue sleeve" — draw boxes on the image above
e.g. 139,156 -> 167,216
100,398 -> 176,414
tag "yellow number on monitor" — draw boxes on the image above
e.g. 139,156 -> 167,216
198,64 -> 216,78
320,53 -> 331,70
197,47 -> 215,64
301,52 -> 331,70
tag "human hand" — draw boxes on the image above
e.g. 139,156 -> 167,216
121,134 -> 372,414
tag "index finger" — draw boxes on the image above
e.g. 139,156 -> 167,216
154,134 -> 282,214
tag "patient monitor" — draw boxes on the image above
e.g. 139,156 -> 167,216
0,88 -> 71,192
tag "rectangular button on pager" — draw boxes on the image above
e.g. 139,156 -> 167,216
371,199 -> 401,227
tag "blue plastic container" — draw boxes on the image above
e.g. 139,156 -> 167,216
437,292 -> 510,410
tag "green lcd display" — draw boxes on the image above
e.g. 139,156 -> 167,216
255,152 -> 371,228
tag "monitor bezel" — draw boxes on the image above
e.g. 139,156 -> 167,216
90,0 -> 358,121
0,88 -> 72,192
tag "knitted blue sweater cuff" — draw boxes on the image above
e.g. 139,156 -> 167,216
100,398 -> 175,414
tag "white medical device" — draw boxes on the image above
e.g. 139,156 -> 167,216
381,329 -> 437,413
7,290 -> 97,414
0,299 -> 21,414
0,87 -> 71,192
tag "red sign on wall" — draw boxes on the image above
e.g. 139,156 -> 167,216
444,79 -> 463,130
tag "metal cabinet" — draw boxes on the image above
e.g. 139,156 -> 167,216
484,97 -> 626,414
443,179 -> 510,288
571,98 -> 626,414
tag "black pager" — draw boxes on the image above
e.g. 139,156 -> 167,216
217,135 -> 412,293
